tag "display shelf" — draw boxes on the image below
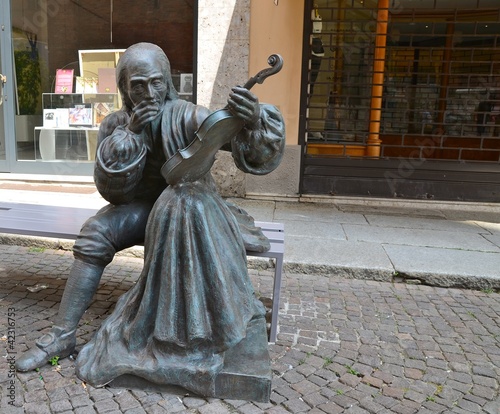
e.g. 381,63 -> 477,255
42,93 -> 120,111
34,127 -> 98,161
34,50 -> 125,163
78,49 -> 125,78
42,93 -> 83,109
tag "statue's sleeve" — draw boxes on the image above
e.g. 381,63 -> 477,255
93,111 -> 147,205
231,104 -> 285,175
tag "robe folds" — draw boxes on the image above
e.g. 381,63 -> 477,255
76,98 -> 285,391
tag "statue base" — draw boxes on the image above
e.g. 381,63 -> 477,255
107,317 -> 272,402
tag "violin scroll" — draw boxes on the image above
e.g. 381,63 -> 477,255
243,54 -> 283,90
267,54 -> 283,73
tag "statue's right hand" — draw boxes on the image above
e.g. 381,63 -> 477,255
128,98 -> 161,134
100,128 -> 143,170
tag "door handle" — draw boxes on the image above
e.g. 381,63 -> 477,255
0,74 -> 6,106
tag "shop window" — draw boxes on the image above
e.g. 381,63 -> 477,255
305,0 -> 500,163
11,0 -> 194,163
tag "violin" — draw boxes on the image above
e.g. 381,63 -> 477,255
161,54 -> 283,185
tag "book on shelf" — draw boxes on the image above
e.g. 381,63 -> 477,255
69,104 -> 93,127
75,77 -> 84,94
98,68 -> 117,93
54,69 -> 74,93
75,77 -> 99,94
93,102 -> 115,126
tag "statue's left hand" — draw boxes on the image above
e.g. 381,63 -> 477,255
228,86 -> 261,130
101,129 -> 143,170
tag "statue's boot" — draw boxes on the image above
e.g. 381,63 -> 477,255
16,260 -> 103,371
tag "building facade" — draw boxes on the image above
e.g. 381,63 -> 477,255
1,1 -> 499,202
298,0 -> 500,202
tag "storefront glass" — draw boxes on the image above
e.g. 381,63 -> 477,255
383,4 -> 500,162
6,0 -> 194,173
305,0 -> 500,162
0,0 -> 17,173
306,0 -> 378,154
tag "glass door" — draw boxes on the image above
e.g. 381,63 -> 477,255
0,0 -> 13,172
8,0 -> 93,175
1,0 -> 194,176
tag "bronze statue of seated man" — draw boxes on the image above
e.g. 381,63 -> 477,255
16,43 -> 285,382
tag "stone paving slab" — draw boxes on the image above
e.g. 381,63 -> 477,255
279,219 -> 346,240
336,204 -> 448,219
1,188 -> 499,291
272,202 -> 368,225
484,234 -> 500,248
283,236 -> 394,280
475,221 -> 500,235
364,215 -> 485,233
0,245 -> 499,413
344,224 -> 500,252
384,245 -> 500,288
227,198 -> 277,222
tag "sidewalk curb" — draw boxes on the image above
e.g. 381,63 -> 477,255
2,233 -> 498,291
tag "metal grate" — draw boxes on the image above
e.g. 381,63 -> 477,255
306,0 -> 500,163
306,1 -> 377,146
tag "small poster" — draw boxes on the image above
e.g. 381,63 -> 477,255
45,108 -> 72,128
43,109 -> 57,128
55,69 -> 74,93
93,102 -> 114,126
56,108 -> 70,128
69,104 -> 93,127
180,73 -> 193,94
98,68 -> 117,93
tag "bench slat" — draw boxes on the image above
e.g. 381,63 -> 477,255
0,201 -> 284,343
249,242 -> 284,256
262,231 -> 285,242
255,221 -> 284,231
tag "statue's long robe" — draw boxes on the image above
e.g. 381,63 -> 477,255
76,99 -> 285,391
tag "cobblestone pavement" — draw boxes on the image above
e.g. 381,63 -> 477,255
0,245 -> 499,413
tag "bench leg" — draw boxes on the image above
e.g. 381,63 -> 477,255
269,254 -> 283,343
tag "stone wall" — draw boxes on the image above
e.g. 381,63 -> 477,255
198,0 -> 251,197
198,1 -> 302,198
197,0 -> 250,110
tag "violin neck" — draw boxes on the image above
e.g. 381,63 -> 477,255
242,77 -> 257,91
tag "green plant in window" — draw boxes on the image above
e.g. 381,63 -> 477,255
14,48 -> 41,115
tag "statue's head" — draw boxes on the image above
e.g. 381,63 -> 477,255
117,43 -> 179,111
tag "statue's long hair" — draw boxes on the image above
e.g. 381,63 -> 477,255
116,43 -> 179,112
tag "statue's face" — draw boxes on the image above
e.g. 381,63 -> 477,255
127,54 -> 168,108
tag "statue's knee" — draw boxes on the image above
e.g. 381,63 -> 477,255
73,218 -> 116,267
80,215 -> 105,234
73,249 -> 114,268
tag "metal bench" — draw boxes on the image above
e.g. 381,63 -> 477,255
0,201 -> 284,342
